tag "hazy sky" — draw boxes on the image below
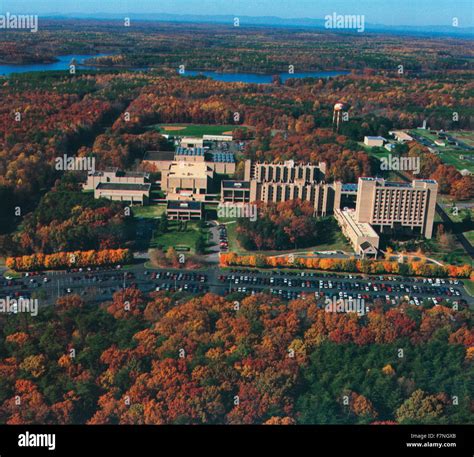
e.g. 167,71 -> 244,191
2,0 -> 473,27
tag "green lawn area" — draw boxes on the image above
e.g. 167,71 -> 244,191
357,142 -> 391,158
464,230 -> 474,246
3,270 -> 22,279
150,221 -> 203,253
438,150 -> 474,173
445,207 -> 473,224
451,131 -> 474,148
221,217 -> 352,256
433,248 -> 473,266
464,280 -> 474,297
410,129 -> 474,172
132,205 -> 166,219
153,124 -> 247,137
410,128 -> 438,143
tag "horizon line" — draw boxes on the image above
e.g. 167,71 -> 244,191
5,12 -> 473,32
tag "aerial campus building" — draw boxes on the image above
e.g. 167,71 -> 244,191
223,159 -> 331,212
86,153 -> 438,254
227,160 -> 438,257
143,147 -> 236,174
161,161 -> 214,202
84,168 -> 151,205
354,177 -> 438,239
334,177 -> 438,257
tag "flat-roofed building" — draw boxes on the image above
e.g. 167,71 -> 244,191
84,168 -> 149,190
94,183 -> 151,205
389,130 -> 413,142
221,180 -> 251,203
244,159 -> 326,183
203,134 -> 233,142
355,177 -> 438,239
242,159 -> 332,215
249,180 -> 334,216
142,151 -> 176,172
334,181 -> 358,211
83,168 -> 150,190
166,200 -> 203,221
335,208 -> 380,258
180,137 -> 204,148
206,151 -> 236,174
174,147 -> 206,163
364,136 -> 386,147
162,161 -> 214,201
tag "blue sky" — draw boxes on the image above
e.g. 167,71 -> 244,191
2,0 -> 473,27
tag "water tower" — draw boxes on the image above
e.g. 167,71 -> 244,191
332,102 -> 350,132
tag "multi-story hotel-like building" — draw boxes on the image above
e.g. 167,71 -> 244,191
354,177 -> 438,239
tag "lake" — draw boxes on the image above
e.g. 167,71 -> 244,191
182,70 -> 349,83
0,55 -> 349,83
0,54 -> 111,75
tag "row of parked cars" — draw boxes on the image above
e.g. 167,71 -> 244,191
148,271 -> 207,282
218,272 -> 464,301
225,268 -> 464,286
218,224 -> 228,252
224,286 -> 463,307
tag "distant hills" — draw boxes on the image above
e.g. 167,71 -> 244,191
40,13 -> 474,38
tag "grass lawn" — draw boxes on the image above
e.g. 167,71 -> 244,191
445,207 -> 473,224
3,270 -> 22,279
153,124 -> 247,137
150,221 -> 203,253
426,243 -> 473,266
410,129 -> 474,172
410,129 -> 438,142
464,230 -> 474,246
452,131 -> 474,148
464,280 -> 474,297
133,205 -> 166,219
439,150 -> 474,173
222,217 -> 352,256
357,142 -> 391,158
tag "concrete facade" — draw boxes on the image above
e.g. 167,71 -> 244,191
364,136 -> 386,147
161,161 -> 214,201
355,177 -> 438,239
84,168 -> 149,190
241,159 -> 332,215
166,200 -> 203,221
335,208 -> 380,258
94,183 -> 151,205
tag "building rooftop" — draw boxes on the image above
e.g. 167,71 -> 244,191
338,208 -> 379,239
360,177 -> 437,189
167,161 -> 211,179
360,241 -> 377,252
389,130 -> 413,141
167,200 -> 203,210
96,183 -> 151,191
208,151 -> 235,163
144,151 -> 175,162
89,169 -> 148,178
115,170 -> 149,178
222,180 -> 250,189
341,183 -> 358,192
175,147 -> 205,156
383,181 -> 412,188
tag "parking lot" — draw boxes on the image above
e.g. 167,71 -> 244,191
0,265 -> 471,308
